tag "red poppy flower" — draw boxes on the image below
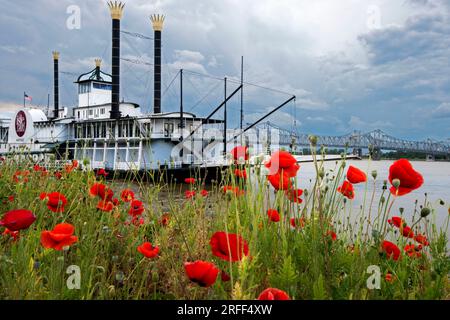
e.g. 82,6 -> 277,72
290,217 -> 305,229
137,242 -> 159,258
33,164 -> 44,172
184,177 -> 196,184
54,171 -> 63,180
326,230 -> 337,241
97,200 -> 114,212
8,195 -> 14,202
41,223 -> 78,251
200,189 -> 209,197
400,225 -> 414,238
267,209 -> 280,222
210,231 -> 249,262
2,228 -> 20,241
404,244 -> 422,258
184,260 -> 219,287
385,273 -> 395,283
346,165 -> 367,184
234,169 -> 247,179
265,151 -> 297,175
388,216 -> 406,228
258,288 -> 290,300
159,213 -> 170,226
89,183 -> 114,201
230,146 -> 249,162
41,192 -> 67,213
382,240 -> 401,261
120,189 -> 135,202
130,216 -> 145,226
285,188 -> 303,203
13,170 -> 30,183
0,209 -> 36,231
185,190 -> 196,199
97,168 -> 109,178
388,159 -> 424,196
414,234 -> 429,246
267,172 -> 291,191
221,270 -> 231,282
128,199 -> 144,216
337,180 -> 355,200
64,160 -> 78,174
222,186 -> 245,196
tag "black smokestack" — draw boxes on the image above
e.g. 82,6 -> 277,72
108,1 -> 125,119
52,51 -> 59,119
150,14 -> 165,114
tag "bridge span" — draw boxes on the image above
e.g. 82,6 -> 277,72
256,122 -> 450,159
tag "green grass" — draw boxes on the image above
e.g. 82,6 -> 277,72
0,151 -> 448,300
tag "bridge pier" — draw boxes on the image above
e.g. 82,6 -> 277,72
426,154 -> 435,162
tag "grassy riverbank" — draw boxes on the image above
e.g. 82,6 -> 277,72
0,148 -> 448,300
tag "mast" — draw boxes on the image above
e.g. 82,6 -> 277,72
180,69 -> 184,128
223,77 -> 227,156
240,56 -> 244,136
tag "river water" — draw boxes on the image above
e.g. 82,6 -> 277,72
294,160 -> 450,234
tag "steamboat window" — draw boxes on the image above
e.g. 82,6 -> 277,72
93,83 -> 112,91
164,123 -> 174,137
78,83 -> 91,94
89,109 -> 93,116
129,122 -> 133,137
100,108 -> 105,115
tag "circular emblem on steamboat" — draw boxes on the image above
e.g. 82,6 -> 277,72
15,111 -> 27,137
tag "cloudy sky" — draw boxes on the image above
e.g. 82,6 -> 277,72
0,0 -> 449,141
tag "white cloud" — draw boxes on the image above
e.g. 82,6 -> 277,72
432,102 -> 450,118
348,116 -> 393,131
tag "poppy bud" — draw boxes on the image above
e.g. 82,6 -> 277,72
83,158 -> 90,166
319,168 -> 325,179
372,229 -> 380,239
308,135 -> 318,147
371,170 -> 377,179
303,189 -> 309,197
399,207 -> 404,214
392,179 -> 401,189
420,207 -> 431,218
152,271 -> 159,283
439,199 -> 444,206
115,271 -> 125,284
380,196 -> 385,204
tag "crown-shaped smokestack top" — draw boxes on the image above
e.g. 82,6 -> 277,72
108,1 -> 125,20
52,51 -> 60,60
150,14 -> 165,31
95,58 -> 102,67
